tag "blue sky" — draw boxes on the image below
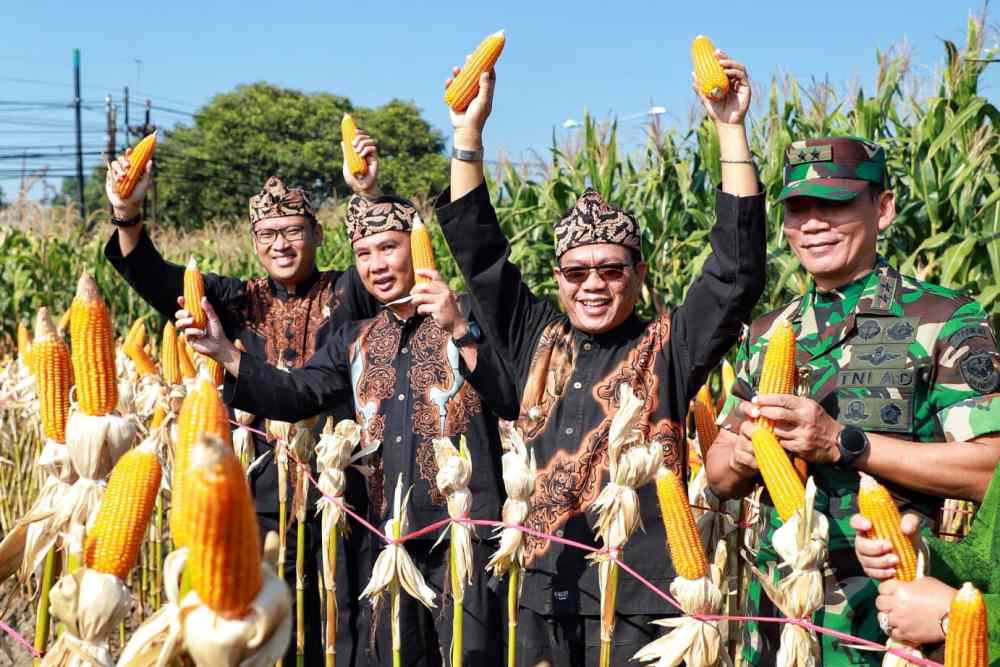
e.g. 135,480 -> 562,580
1,1 -> 995,202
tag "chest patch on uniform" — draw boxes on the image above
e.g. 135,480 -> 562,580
837,369 -> 914,388
853,345 -> 906,368
853,317 -> 920,345
950,326 -> 993,350
836,396 -> 913,432
960,350 -> 1000,395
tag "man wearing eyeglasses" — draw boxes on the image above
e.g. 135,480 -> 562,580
103,160 -> 379,666
431,53 -> 765,666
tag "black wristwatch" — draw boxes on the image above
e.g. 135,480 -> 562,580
453,321 -> 482,347
836,425 -> 870,468
111,214 -> 141,228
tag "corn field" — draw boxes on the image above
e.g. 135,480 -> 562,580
0,13 -> 995,667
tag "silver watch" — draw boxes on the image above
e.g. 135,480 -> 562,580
452,146 -> 484,162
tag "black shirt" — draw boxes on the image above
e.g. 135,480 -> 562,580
104,226 -> 380,513
434,182 -> 766,615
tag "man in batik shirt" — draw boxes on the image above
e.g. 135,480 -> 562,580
705,136 -> 1000,666
432,54 -> 765,665
104,163 -> 378,665
182,134 -> 516,666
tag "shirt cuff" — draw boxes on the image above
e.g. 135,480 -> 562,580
223,352 -> 262,412
938,393 -> 1000,442
714,185 -> 766,221
434,181 -> 492,227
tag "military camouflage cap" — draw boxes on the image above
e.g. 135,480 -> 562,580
554,188 -> 641,259
777,136 -> 887,202
345,193 -> 417,243
248,176 -> 316,225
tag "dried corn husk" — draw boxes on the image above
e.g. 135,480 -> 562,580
589,384 -> 662,656
632,541 -> 729,667
361,475 -> 436,610
116,547 -> 292,667
687,467 -> 736,559
232,407 -> 256,472
750,477 -> 828,667
315,419 -> 377,542
486,421 -> 536,575
41,567 -> 130,666
433,436 -> 474,599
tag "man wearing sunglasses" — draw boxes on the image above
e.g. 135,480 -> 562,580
432,51 -> 765,666
103,161 -> 379,666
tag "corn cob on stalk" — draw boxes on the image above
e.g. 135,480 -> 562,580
341,113 -> 368,177
116,131 -> 156,199
177,332 -> 198,380
183,256 -> 208,330
197,353 -> 225,387
751,427 -> 806,523
124,340 -> 158,377
655,467 -> 709,580
857,473 -> 918,582
161,321 -> 182,386
17,319 -> 33,373
84,438 -> 162,580
410,216 -> 437,284
721,359 -> 736,402
57,307 -> 72,335
444,30 -> 506,111
69,272 -> 117,416
124,315 -> 147,349
170,377 -> 232,548
756,320 -> 797,430
691,35 -> 730,100
944,582 -> 989,667
692,384 -> 718,472
186,434 -> 261,618
33,308 -> 72,443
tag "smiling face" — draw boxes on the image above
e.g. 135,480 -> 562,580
251,214 -> 322,286
782,188 -> 896,291
554,243 -> 646,335
352,230 -> 414,304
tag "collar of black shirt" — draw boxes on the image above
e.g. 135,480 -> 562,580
571,312 -> 646,347
266,268 -> 321,301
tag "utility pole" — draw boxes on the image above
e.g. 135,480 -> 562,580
123,86 -> 130,149
142,99 -> 157,224
73,48 -> 86,219
105,94 -> 116,216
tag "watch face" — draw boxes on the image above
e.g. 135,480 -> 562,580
468,321 -> 482,342
841,426 -> 868,454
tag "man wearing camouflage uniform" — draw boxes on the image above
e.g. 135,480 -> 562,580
705,136 -> 1000,665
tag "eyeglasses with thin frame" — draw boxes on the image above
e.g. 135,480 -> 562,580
252,225 -> 308,245
555,263 -> 633,284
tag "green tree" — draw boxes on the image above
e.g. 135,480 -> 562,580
150,83 -> 447,228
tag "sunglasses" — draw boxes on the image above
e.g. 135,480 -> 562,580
555,263 -> 632,284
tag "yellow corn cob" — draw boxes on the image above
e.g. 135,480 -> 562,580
691,35 -> 730,100
177,332 -> 198,380
410,217 -> 437,284
341,114 -> 368,177
444,30 -> 506,112
721,359 -> 736,400
17,320 -> 33,372
170,378 -> 232,548
756,320 -> 797,431
33,308 -> 72,443
183,257 -> 207,330
186,434 -> 262,618
944,582 -> 989,667
117,131 -> 156,199
857,473 -> 918,582
57,307 -> 72,335
655,468 -> 709,580
70,272 -> 118,416
124,341 -> 158,377
161,321 -> 182,386
84,441 -> 162,580
751,427 -> 806,522
199,354 -> 224,387
124,315 -> 147,349
150,402 -> 166,430
693,384 -> 719,455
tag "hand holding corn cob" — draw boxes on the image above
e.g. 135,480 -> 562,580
341,117 -> 380,196
105,133 -> 155,217
691,37 -> 751,125
444,31 -> 502,136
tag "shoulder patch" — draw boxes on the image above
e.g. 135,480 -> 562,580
960,350 -> 1000,395
950,326 -> 994,350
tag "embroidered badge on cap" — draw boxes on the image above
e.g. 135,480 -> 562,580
786,144 -> 833,165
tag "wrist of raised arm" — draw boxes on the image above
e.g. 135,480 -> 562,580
453,129 -> 484,150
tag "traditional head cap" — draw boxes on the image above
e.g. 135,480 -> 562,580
553,188 -> 641,259
778,136 -> 887,202
248,176 -> 316,225
345,194 -> 418,243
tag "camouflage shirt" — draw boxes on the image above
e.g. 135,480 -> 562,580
719,257 -> 1000,666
